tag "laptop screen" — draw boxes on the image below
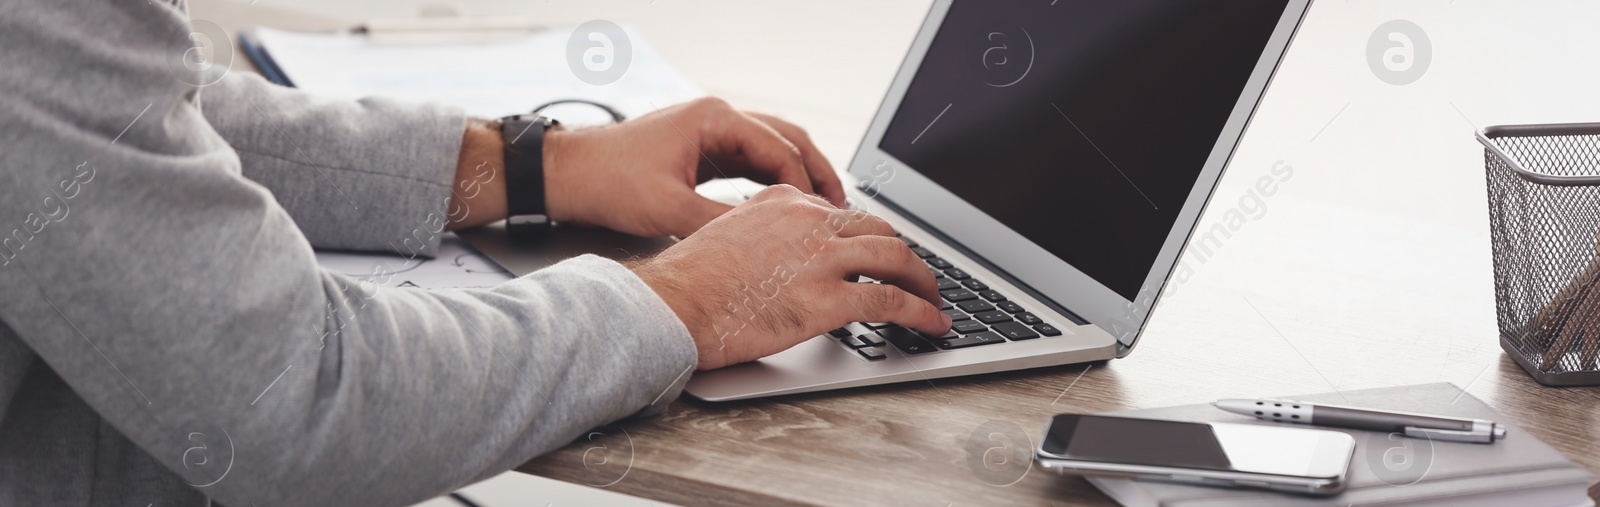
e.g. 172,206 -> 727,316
878,0 -> 1291,300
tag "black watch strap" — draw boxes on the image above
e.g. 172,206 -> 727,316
499,114 -> 559,225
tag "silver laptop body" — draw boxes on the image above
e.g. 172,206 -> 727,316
472,0 -> 1311,401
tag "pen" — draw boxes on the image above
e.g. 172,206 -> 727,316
1213,399 -> 1508,444
354,16 -> 543,44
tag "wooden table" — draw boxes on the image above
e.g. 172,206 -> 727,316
195,0 -> 1600,504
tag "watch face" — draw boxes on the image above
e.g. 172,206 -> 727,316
501,116 -> 554,145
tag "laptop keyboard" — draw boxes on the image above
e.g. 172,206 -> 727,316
830,233 -> 1064,361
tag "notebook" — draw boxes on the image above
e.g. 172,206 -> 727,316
1080,383 -> 1595,507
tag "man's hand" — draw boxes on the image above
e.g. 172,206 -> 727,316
631,185 -> 951,371
544,97 -> 847,238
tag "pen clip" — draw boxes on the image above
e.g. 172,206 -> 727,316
1402,425 -> 1494,443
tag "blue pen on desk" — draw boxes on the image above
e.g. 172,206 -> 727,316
1214,399 -> 1507,444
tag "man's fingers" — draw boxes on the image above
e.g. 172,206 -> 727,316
829,209 -> 897,239
833,236 -> 941,306
839,283 -> 950,337
700,103 -> 814,195
748,112 -> 846,208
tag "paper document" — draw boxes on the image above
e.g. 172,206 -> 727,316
251,26 -> 705,122
315,233 -> 513,289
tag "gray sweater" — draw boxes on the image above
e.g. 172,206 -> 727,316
0,1 -> 698,506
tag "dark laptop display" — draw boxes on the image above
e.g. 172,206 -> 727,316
879,0 -> 1291,300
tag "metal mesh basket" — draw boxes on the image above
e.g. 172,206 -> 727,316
1480,122 -> 1600,386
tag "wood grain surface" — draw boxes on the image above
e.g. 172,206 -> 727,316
197,0 -> 1600,504
516,355 -> 1599,507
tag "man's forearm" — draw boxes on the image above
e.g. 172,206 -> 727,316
447,118 -> 508,230
200,73 -> 466,256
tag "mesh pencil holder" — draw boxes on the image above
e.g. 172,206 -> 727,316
1480,122 -> 1600,386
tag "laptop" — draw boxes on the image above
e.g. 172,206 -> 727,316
467,0 -> 1310,401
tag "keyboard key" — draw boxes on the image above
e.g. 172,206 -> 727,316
975,311 -> 1012,324
957,300 -> 995,314
863,321 -> 896,329
1034,323 -> 1063,336
941,290 -> 978,302
937,279 -> 961,291
992,322 -> 1040,341
922,330 -> 960,341
900,236 -> 918,248
877,327 -> 938,355
996,301 -> 1025,314
858,333 -> 886,347
937,331 -> 1006,349
931,269 -> 946,279
979,290 -> 1006,302
953,321 -> 989,334
962,279 -> 989,291
1016,313 -> 1043,326
910,246 -> 935,259
842,335 -> 872,348
942,309 -> 971,321
829,327 -> 853,338
927,257 -> 953,270
940,300 -> 953,310
944,268 -> 971,280
857,347 -> 888,360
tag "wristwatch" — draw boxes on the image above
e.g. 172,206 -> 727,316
498,113 -> 560,229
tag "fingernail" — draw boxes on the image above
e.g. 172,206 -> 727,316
942,313 -> 953,327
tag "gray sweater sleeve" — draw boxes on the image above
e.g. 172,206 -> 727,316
198,72 -> 467,257
0,1 -> 697,506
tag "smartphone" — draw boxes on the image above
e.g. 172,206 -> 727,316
1035,414 -> 1355,495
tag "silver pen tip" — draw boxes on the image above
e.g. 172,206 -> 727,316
1209,401 -> 1218,407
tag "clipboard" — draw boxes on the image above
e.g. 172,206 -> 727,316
233,18 -> 704,121
238,32 -> 294,86
239,15 -> 544,88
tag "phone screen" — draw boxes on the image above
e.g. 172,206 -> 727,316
1041,414 -> 1340,477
